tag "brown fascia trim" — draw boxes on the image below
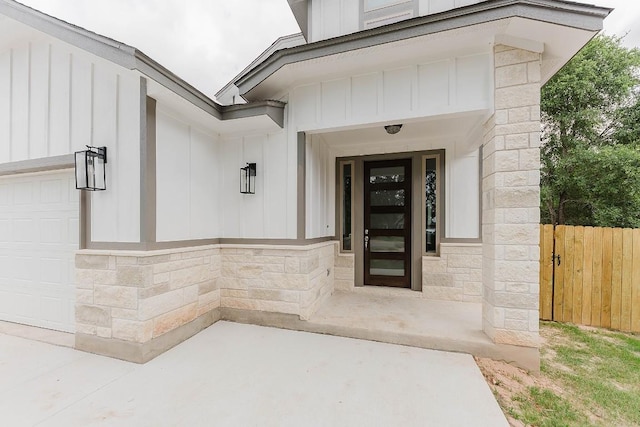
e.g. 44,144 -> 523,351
220,100 -> 286,128
0,0 -> 285,127
234,0 -> 612,96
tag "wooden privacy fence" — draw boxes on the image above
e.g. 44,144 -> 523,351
540,224 -> 640,333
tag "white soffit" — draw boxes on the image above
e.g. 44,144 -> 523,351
318,110 -> 488,149
148,79 -> 281,136
502,17 -> 597,84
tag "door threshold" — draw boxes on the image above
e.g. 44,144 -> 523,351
353,286 -> 422,298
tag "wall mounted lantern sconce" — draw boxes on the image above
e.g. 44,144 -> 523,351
384,124 -> 403,135
240,163 -> 256,194
75,146 -> 107,191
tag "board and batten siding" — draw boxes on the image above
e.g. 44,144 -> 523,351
218,131 -> 291,239
306,134 -> 333,239
309,0 -> 485,42
0,38 -> 142,243
155,109 -> 219,242
290,54 -> 491,132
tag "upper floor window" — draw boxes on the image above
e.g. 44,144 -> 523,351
364,0 -> 412,12
362,0 -> 417,30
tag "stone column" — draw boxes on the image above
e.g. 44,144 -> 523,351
482,45 -> 541,348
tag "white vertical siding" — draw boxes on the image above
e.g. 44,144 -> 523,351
308,0 -> 485,42
217,131 -> 290,239
310,0 -> 360,42
49,44 -> 71,157
446,145 -> 480,239
291,54 -> 490,132
219,136 -> 242,238
0,39 -> 142,243
156,109 -> 219,242
418,60 -> 450,110
0,49 -> 10,163
306,134 -> 332,239
11,45 -> 29,161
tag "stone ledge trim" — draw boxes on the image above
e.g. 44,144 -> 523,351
75,309 -> 220,363
76,240 -> 337,258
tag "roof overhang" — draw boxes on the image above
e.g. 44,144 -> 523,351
236,0 -> 611,101
0,0 -> 285,128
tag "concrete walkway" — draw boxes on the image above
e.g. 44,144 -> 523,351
0,322 -> 508,426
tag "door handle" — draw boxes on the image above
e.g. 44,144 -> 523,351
364,235 -> 369,250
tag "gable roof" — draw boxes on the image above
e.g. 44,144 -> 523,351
0,0 -> 285,126
230,0 -> 611,101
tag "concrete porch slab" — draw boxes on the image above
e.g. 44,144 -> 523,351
0,321 -> 507,426
302,291 -> 539,371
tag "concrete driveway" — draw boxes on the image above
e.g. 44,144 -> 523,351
0,321 -> 508,426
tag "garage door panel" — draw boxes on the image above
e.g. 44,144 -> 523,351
0,170 -> 78,332
40,179 -> 64,204
0,185 -> 8,205
12,256 -> 36,281
12,182 -> 34,204
69,218 -> 79,244
13,219 -> 36,242
41,218 -> 64,243
39,257 -> 66,284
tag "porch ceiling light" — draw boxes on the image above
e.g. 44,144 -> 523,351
384,124 -> 403,135
75,146 -> 107,191
240,163 -> 257,194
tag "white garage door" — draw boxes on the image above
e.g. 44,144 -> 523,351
0,170 -> 78,333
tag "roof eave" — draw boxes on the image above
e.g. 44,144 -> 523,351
236,0 -> 612,97
1,0 -> 287,127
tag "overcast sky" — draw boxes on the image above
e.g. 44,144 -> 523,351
16,0 -> 640,100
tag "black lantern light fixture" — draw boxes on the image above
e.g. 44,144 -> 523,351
240,162 -> 256,194
75,146 -> 107,191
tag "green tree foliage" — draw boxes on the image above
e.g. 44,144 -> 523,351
541,35 -> 640,226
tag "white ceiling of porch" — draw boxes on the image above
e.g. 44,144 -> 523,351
317,110 -> 487,154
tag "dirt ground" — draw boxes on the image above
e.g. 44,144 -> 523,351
475,325 -> 585,427
476,357 -> 536,427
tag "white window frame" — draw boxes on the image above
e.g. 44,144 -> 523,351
364,0 -> 412,12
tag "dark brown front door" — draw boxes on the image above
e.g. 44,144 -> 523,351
364,159 -> 411,288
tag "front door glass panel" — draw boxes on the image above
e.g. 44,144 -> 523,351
369,166 -> 405,183
370,259 -> 405,276
370,236 -> 405,252
370,189 -> 405,206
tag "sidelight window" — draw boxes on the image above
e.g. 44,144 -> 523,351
340,161 -> 354,252
424,155 -> 440,254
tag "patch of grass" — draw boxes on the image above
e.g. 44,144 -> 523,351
510,386 -> 590,427
542,322 -> 640,426
482,323 -> 640,427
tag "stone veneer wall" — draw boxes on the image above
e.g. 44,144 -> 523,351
422,243 -> 482,302
220,241 -> 336,320
334,244 -> 481,301
334,253 -> 355,291
481,45 -> 541,348
76,241 -> 337,361
75,246 -> 221,362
